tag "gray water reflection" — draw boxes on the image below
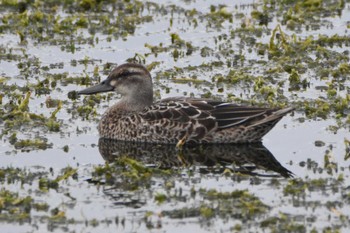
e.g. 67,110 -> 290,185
98,138 -> 293,178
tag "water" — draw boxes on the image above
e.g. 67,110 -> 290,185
0,1 -> 350,232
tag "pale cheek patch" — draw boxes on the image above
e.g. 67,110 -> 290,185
110,80 -> 117,87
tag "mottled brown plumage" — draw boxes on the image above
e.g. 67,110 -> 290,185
78,63 -> 293,144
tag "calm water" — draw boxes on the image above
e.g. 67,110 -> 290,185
0,1 -> 350,232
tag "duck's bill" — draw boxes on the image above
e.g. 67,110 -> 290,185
77,82 -> 114,95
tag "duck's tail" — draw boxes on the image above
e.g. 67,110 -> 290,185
248,107 -> 294,128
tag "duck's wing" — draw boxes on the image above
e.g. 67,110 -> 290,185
140,98 -> 215,125
139,98 -> 218,142
201,100 -> 290,130
140,98 -> 293,134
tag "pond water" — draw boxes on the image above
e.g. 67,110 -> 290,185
0,0 -> 350,232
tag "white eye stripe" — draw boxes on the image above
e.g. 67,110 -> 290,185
128,68 -> 139,73
120,67 -> 146,75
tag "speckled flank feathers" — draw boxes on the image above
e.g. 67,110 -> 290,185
78,63 -> 293,144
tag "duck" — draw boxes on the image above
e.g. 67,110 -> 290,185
77,63 -> 293,145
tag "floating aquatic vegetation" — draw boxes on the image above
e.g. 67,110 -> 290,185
345,139 -> 350,161
14,138 -> 52,151
0,188 -> 32,222
260,213 -> 306,232
92,157 -> 172,190
0,91 -> 62,149
0,0 -> 350,232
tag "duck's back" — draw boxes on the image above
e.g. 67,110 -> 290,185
98,97 -> 293,144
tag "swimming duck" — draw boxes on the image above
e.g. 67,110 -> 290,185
78,63 -> 293,145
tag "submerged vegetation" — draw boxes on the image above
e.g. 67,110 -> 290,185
0,0 -> 350,232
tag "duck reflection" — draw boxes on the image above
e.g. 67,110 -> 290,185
98,138 -> 293,178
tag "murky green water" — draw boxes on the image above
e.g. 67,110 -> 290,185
1,0 -> 350,232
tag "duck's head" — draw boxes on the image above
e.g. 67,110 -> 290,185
78,63 -> 153,107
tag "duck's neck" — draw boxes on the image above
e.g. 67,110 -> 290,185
112,91 -> 153,113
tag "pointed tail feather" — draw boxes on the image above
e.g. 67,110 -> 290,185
248,107 -> 294,128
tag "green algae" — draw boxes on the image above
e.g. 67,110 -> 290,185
160,187 -> 268,221
49,208 -> 66,221
162,207 -> 202,219
0,188 -> 32,222
0,0 -> 350,232
283,177 -> 345,198
92,157 -> 172,189
14,138 -> 52,150
199,205 -> 214,219
0,0 -> 151,45
0,89 -> 63,149
0,165 -> 84,228
154,193 -> 167,204
206,189 -> 268,217
260,213 -> 306,233
207,5 -> 233,26
39,177 -> 59,191
56,167 -> 78,182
